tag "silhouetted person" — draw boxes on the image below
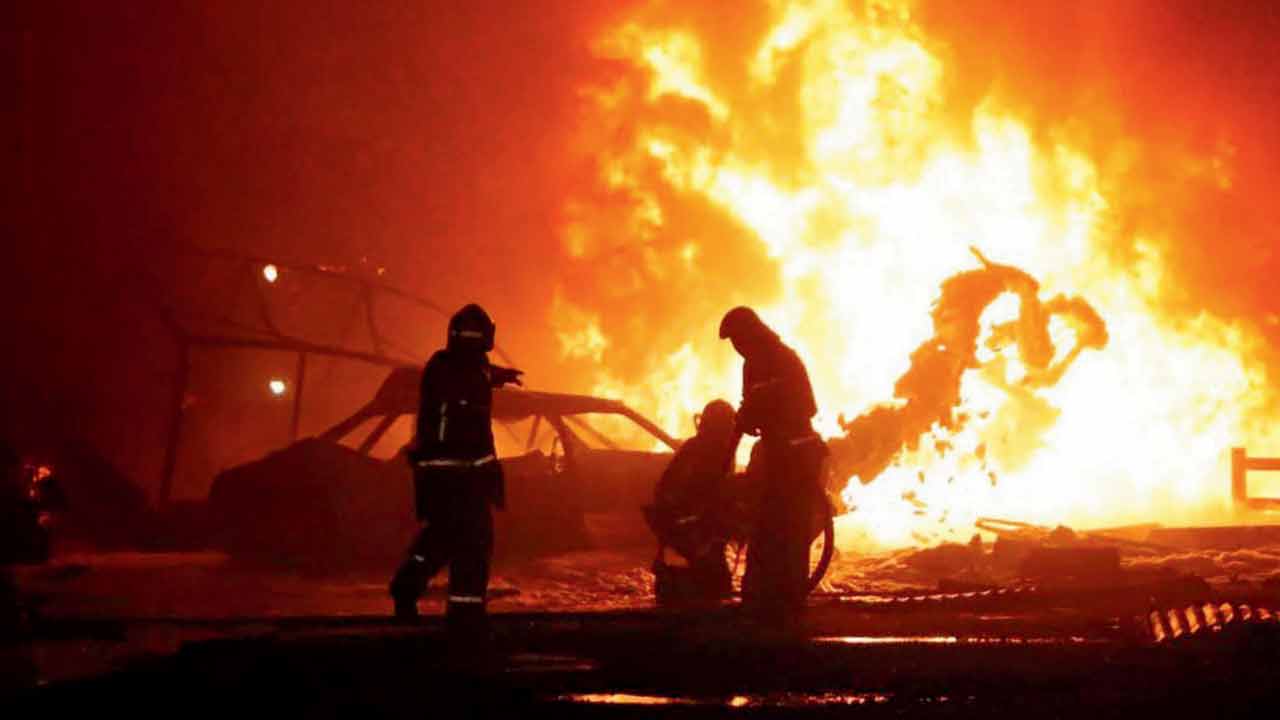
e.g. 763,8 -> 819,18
719,307 -> 827,628
390,304 -> 522,640
645,399 -> 737,606
0,441 -> 49,566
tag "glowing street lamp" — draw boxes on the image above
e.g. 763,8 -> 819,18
268,378 -> 287,396
262,263 -> 279,283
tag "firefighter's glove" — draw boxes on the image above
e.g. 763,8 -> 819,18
490,365 -> 524,387
734,418 -> 761,437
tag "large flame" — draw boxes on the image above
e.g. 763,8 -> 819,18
554,0 -> 1278,550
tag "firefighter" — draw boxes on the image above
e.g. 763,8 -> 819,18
718,306 -> 828,627
645,399 -> 737,606
2,441 -> 30,645
389,304 -> 522,637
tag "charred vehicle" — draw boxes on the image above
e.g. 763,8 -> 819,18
209,367 -> 680,570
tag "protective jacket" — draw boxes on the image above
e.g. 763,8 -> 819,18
650,432 -> 734,559
655,432 -> 733,521
738,340 -> 818,442
409,348 -> 505,512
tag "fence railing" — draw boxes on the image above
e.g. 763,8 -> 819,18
1231,447 -> 1280,511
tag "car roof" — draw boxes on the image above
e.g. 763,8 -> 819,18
322,367 -> 679,451
369,366 -> 627,420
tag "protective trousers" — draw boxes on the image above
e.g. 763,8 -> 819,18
742,437 -> 826,625
390,471 -> 494,629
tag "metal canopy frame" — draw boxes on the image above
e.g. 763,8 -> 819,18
146,248 -> 676,506
319,366 -> 680,458
148,247 -> 518,505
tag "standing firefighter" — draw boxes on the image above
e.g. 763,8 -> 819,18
390,304 -> 522,637
719,306 -> 828,627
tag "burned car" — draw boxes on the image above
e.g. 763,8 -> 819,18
209,367 -> 679,570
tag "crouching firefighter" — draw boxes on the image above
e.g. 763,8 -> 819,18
644,399 -> 737,607
719,306 -> 828,628
390,304 -> 523,635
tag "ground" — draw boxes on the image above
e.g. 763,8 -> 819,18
6,533 -> 1280,716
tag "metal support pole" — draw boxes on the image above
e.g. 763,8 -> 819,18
1232,447 -> 1247,512
290,352 -> 307,441
159,341 -> 190,506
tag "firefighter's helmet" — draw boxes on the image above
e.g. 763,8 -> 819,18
718,306 -> 767,341
694,399 -> 736,438
447,303 -> 495,352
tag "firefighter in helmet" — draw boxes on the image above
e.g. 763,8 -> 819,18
390,304 -> 522,635
645,399 -> 737,606
719,306 -> 827,627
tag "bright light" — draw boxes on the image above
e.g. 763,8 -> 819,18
268,379 -> 287,396
262,264 -> 279,283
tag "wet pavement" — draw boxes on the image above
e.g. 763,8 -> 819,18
8,607 -> 1280,718
6,547 -> 1280,716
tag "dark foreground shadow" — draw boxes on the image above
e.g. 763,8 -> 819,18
7,608 -> 1280,719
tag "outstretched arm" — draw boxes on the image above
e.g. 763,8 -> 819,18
489,364 -> 524,388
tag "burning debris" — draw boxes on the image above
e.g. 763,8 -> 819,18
826,250 -> 1107,526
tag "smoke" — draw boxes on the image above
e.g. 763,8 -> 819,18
8,0 -> 624,497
